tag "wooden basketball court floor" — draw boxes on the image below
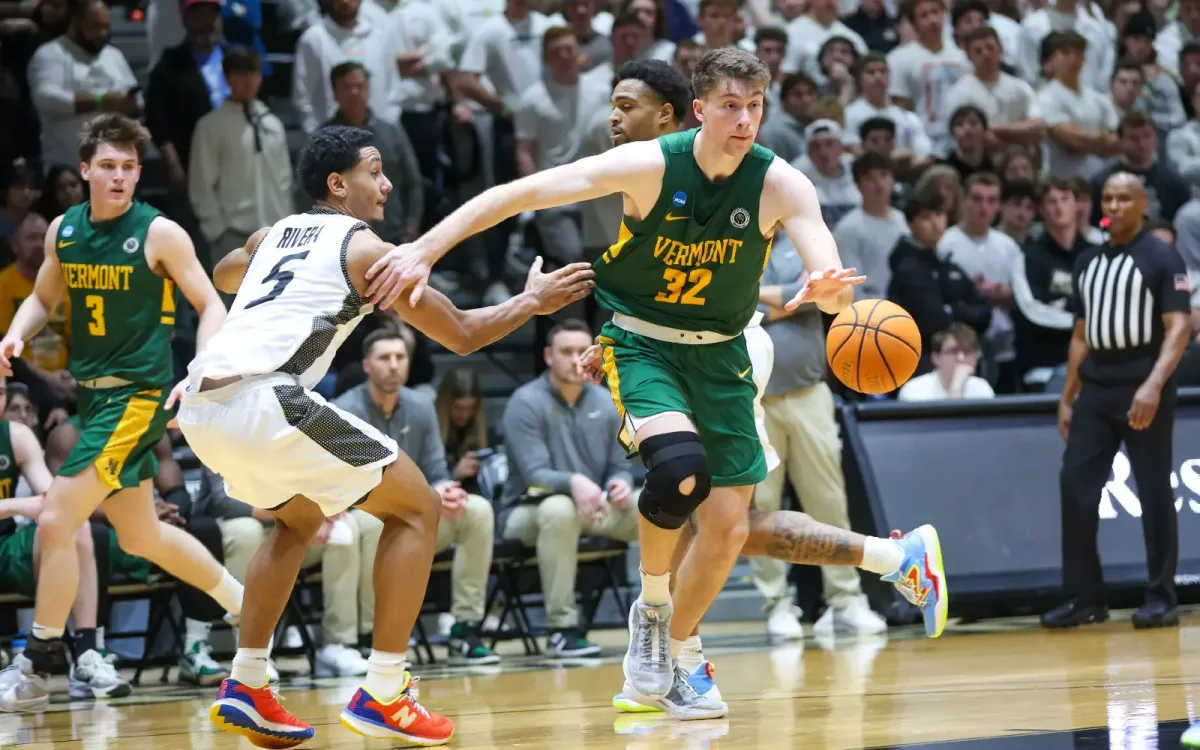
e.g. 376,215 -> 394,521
5,612 -> 1200,749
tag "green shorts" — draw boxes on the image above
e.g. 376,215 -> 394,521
0,524 -> 37,597
58,384 -> 170,491
597,321 -> 766,487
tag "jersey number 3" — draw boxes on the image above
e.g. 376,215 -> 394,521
245,251 -> 310,309
655,268 -> 712,306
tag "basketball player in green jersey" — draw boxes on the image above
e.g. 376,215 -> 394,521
365,48 -> 949,718
0,375 -> 131,703
0,114 -> 244,711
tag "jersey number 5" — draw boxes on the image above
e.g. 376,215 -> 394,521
655,268 -> 712,306
245,251 -> 310,309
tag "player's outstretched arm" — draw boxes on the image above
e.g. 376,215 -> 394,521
349,232 -> 594,354
365,140 -> 663,309
148,217 -> 226,354
212,227 -> 270,294
763,158 -> 864,315
0,215 -> 67,376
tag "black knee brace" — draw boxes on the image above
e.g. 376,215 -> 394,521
637,432 -> 712,530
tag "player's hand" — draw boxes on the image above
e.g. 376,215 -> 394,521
606,478 -> 633,509
1128,380 -> 1162,430
578,343 -> 604,383
0,335 -> 24,377
524,257 -> 595,314
164,379 -> 188,428
786,268 -> 865,311
1057,399 -> 1073,441
365,244 -> 434,309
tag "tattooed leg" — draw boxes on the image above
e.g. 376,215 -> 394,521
741,509 -> 865,566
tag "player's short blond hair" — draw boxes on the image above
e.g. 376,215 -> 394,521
692,47 -> 771,100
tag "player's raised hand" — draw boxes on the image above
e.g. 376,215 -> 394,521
577,342 -> 605,383
164,379 -> 188,428
786,268 -> 865,311
0,335 -> 24,377
524,257 -> 595,314
366,244 -> 434,309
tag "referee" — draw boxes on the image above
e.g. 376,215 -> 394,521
1042,173 -> 1191,630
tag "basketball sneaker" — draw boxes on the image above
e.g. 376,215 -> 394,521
0,654 -> 48,713
209,678 -> 314,748
68,649 -> 132,699
623,600 -> 673,699
339,673 -> 454,745
881,525 -> 948,638
1183,722 -> 1200,747
619,665 -> 728,720
613,661 -> 721,713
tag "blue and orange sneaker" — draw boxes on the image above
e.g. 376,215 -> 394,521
882,525 -> 948,638
209,678 -> 314,749
339,673 -> 454,746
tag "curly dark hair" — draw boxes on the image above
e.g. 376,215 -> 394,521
297,125 -> 376,201
614,58 -> 693,124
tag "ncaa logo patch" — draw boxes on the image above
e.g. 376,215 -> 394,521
62,225 -> 74,238
672,191 -> 687,207
0,455 -> 9,471
123,237 -> 140,254
730,208 -> 750,229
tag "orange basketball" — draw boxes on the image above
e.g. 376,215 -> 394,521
826,299 -> 922,395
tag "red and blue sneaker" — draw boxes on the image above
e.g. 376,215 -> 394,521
209,678 -> 314,748
882,525 -> 948,638
339,673 -> 454,746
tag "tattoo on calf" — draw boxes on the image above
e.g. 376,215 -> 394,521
763,513 -> 858,566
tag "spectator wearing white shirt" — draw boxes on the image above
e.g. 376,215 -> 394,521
757,72 -> 816,164
1167,82 -> 1200,195
291,0 -> 401,136
898,323 -> 997,400
886,0 -> 970,156
984,0 -> 1024,71
937,172 -> 1022,391
694,0 -> 757,52
188,47 -> 292,269
1037,30 -> 1120,179
585,12 -> 652,92
27,0 -> 138,169
1019,0 -> 1114,91
516,27 -> 610,265
844,52 -> 933,166
1154,0 -> 1200,78
793,120 -> 862,228
833,152 -> 909,300
782,0 -> 868,79
1122,11 -> 1188,137
945,26 -> 1046,146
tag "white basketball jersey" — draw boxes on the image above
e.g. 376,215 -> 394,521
189,210 -> 373,390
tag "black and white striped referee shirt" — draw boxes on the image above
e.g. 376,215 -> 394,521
1072,232 -> 1190,384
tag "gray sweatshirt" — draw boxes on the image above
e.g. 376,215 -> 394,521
501,374 -> 633,504
758,235 -> 828,393
333,384 -> 450,485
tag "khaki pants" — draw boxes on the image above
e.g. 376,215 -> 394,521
351,495 -> 495,627
503,492 -> 640,630
216,517 -> 267,584
751,383 -> 863,614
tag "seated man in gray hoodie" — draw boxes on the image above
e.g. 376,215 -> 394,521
501,319 -> 640,658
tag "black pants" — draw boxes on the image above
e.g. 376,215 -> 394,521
485,114 -> 517,282
400,110 -> 442,233
1060,380 -> 1178,607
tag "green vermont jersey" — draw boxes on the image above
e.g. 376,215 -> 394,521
0,420 -> 17,500
592,128 -> 776,335
55,200 -> 175,386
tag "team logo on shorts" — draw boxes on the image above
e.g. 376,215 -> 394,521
0,455 -> 9,471
123,237 -> 140,254
730,208 -> 750,229
672,191 -> 687,207
62,225 -> 74,238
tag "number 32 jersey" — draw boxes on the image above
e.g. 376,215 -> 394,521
591,128 -> 776,336
189,210 -> 373,390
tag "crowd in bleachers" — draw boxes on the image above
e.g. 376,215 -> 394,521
5,0 -> 1200,696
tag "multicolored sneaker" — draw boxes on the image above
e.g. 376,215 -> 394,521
209,678 -> 314,748
339,673 -> 454,746
613,661 -> 721,713
881,525 -> 948,638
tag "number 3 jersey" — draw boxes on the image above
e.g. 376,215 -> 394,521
189,210 -> 373,390
590,128 -> 776,336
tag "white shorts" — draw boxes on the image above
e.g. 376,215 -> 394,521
176,373 -> 399,516
743,316 -> 780,474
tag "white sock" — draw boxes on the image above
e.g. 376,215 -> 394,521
184,618 -> 212,653
95,626 -> 106,651
860,537 -> 905,575
676,636 -> 704,672
639,569 -> 671,607
31,623 -> 65,641
206,570 -> 244,617
363,650 -> 409,703
230,648 -> 270,688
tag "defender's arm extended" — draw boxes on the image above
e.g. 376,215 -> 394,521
212,227 -> 270,294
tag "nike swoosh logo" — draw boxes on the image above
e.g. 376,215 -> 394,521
665,213 -> 688,221
739,365 -> 753,379
57,241 -> 75,249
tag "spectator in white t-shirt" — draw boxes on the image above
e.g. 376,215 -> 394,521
1154,0 -> 1200,79
793,119 -> 862,228
946,25 -> 1045,146
782,0 -> 868,78
833,152 -> 909,300
1018,0 -> 1114,91
844,52 -> 933,159
937,171 -> 1022,391
886,0 -> 970,155
1037,30 -> 1120,179
898,323 -> 997,400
